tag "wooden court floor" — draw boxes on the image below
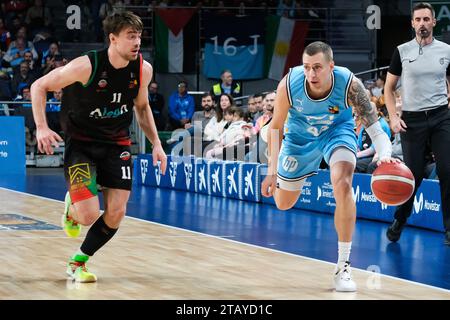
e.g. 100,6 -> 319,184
0,188 -> 449,300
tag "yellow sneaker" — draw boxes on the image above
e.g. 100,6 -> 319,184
61,192 -> 81,238
66,255 -> 97,283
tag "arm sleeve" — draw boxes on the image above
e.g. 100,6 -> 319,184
388,48 -> 402,76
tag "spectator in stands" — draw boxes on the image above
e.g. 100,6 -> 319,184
205,107 -> 248,159
3,35 -> 38,68
253,91 -> 275,135
1,1 -> 29,25
41,41 -> 60,68
355,109 -> 391,173
168,80 -> 195,130
203,101 -> 228,143
46,89 -> 62,134
148,81 -> 165,131
245,95 -> 258,123
210,69 -> 242,103
14,86 -> 35,131
252,92 -> 264,121
11,60 -> 36,98
0,18 -> 12,54
42,52 -> 67,75
185,92 -> 216,131
25,0 -> 52,33
370,75 -> 385,98
22,50 -> 41,77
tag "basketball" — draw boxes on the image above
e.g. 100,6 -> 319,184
370,162 -> 415,206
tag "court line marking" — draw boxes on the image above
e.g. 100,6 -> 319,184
1,186 -> 449,294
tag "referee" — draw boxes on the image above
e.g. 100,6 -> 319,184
384,2 -> 450,245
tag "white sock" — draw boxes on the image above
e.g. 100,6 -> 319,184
337,241 -> 352,269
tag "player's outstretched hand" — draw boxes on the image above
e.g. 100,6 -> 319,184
36,127 -> 63,155
261,174 -> 277,198
152,143 -> 167,175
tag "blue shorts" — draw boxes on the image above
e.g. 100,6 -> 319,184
277,123 -> 357,189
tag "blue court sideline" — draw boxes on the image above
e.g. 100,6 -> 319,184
2,168 -> 449,291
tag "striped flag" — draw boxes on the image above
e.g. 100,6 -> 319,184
154,9 -> 198,73
264,16 -> 309,81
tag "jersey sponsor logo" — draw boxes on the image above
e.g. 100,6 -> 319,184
68,163 -> 91,185
281,156 -> 298,173
98,79 -> 107,88
328,105 -> 339,114
129,80 -> 138,89
120,151 -> 131,161
89,105 -> 129,119
440,57 -> 445,65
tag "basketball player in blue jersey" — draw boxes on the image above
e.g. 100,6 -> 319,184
31,12 -> 167,282
261,41 -> 399,292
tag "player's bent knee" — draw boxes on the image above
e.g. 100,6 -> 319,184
333,179 -> 352,199
105,207 -> 126,225
78,210 -> 100,226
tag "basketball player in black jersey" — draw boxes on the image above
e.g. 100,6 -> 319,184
31,11 -> 167,282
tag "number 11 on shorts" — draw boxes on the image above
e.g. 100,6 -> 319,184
121,166 -> 131,179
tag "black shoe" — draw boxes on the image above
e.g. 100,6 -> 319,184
445,231 -> 450,246
386,219 -> 406,242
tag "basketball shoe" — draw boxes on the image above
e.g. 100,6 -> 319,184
61,191 -> 81,238
334,261 -> 356,292
66,254 -> 97,283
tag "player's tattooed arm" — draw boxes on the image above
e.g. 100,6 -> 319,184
347,77 -> 378,127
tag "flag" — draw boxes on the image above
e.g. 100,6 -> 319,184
203,14 -> 265,80
154,8 -> 198,73
265,16 -> 309,81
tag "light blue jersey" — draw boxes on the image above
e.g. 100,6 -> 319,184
278,65 -> 357,184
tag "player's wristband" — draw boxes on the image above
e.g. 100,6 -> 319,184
365,121 -> 392,160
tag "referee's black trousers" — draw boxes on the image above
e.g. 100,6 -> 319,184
395,105 -> 450,232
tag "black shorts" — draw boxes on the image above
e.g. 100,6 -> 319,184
64,138 -> 132,203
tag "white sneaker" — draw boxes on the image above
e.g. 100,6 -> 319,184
334,261 -> 357,292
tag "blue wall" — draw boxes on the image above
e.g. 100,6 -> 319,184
135,154 -> 445,233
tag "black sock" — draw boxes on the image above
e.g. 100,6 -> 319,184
80,215 -> 118,256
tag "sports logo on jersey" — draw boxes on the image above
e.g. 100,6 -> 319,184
68,163 -> 91,185
98,79 -> 107,88
328,105 -> 339,114
282,156 -> 298,173
89,105 -> 129,119
101,71 -> 108,78
440,58 -> 445,65
120,151 -> 131,161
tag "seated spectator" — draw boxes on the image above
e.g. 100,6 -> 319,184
11,61 -> 36,98
3,36 -> 38,68
46,89 -> 62,134
210,69 -> 242,103
168,80 -> 195,130
21,50 -> 41,77
370,75 -> 385,98
14,86 -> 35,131
203,104 -> 228,143
185,92 -> 216,131
253,91 -> 275,135
42,52 -> 67,75
355,110 -> 391,173
205,107 -> 248,159
252,92 -> 265,123
148,81 -> 165,131
245,95 -> 258,123
41,41 -> 60,69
